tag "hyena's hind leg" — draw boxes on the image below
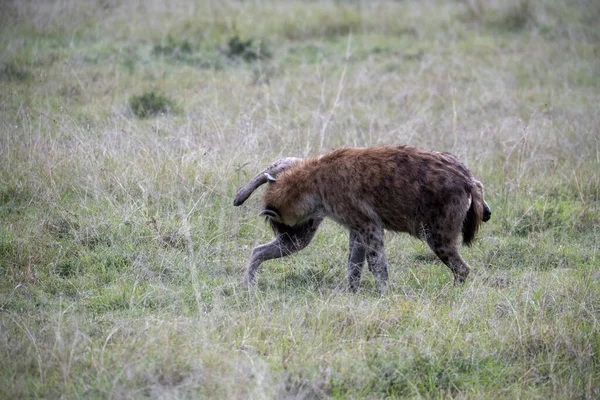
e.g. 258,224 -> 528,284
347,230 -> 367,292
423,193 -> 473,284
426,230 -> 470,284
244,218 -> 323,286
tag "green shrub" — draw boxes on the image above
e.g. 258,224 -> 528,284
153,35 -> 193,57
460,0 -> 535,31
226,35 -> 271,62
278,5 -> 362,40
129,90 -> 174,118
499,0 -> 535,31
0,62 -> 31,82
54,260 -> 78,278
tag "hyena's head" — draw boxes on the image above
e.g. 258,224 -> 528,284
260,174 -> 319,227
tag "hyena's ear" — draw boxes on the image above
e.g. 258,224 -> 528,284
265,173 -> 277,182
233,157 -> 302,206
258,208 -> 280,219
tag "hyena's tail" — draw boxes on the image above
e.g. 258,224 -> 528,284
462,181 -> 491,246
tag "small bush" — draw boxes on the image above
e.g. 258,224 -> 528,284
0,62 -> 31,82
278,6 -> 362,40
226,35 -> 271,62
153,35 -> 193,57
44,215 -> 78,239
151,35 -> 222,68
0,185 -> 32,216
460,0 -> 535,31
499,0 -> 535,31
129,90 -> 174,119
54,260 -> 78,278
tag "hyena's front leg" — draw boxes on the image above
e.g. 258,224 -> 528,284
347,230 -> 366,292
361,225 -> 389,294
244,218 -> 323,286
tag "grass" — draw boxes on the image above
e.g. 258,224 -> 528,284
1,0 -> 599,398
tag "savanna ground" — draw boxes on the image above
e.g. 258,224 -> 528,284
1,0 -> 599,398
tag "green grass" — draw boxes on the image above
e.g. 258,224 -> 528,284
1,0 -> 599,398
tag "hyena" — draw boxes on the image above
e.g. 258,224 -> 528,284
233,145 -> 491,292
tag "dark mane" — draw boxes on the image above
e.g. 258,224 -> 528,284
267,218 -> 314,237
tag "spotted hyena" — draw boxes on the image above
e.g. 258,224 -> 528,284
233,145 -> 491,292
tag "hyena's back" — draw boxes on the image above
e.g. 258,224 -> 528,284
304,146 -> 477,237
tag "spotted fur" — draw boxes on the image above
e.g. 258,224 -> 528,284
234,145 -> 491,291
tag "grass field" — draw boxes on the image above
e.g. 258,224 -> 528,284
1,0 -> 599,398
